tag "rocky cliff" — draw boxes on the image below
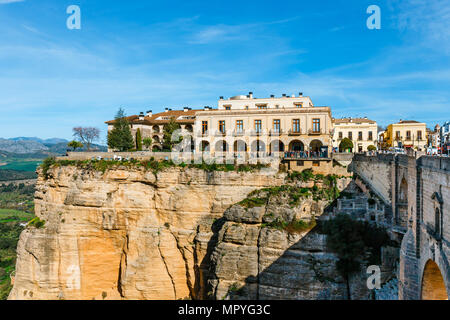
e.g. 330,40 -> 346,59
10,161 -> 383,300
9,164 -> 284,300
206,178 -> 372,300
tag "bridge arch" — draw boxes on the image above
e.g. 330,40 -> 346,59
421,260 -> 448,300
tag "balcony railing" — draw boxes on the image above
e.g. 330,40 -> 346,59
269,129 -> 283,136
283,151 -> 329,159
232,130 -> 245,136
308,129 -> 322,135
196,131 -> 209,137
288,129 -> 302,136
214,130 -> 227,137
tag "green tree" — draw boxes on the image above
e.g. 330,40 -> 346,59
67,140 -> 83,151
162,117 -> 182,151
136,128 -> 143,151
367,145 -> 377,152
143,137 -> 153,150
107,108 -> 134,152
322,214 -> 392,299
339,138 -> 354,152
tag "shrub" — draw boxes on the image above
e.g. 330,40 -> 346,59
321,214 -> 393,277
28,217 -> 45,229
238,197 -> 267,208
263,217 -> 316,234
40,157 -> 56,180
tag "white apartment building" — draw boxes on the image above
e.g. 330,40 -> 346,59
331,117 -> 378,152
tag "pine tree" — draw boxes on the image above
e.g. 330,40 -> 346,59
107,108 -> 134,152
136,128 -> 143,151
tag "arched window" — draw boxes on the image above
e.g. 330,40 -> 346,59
435,207 -> 441,239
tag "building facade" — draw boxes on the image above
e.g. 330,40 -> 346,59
105,108 -> 200,151
194,93 -> 333,157
383,120 -> 427,151
440,121 -> 450,155
331,117 -> 378,152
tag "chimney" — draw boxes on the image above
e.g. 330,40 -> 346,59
299,92 -> 303,97
219,96 -> 224,100
139,112 -> 145,121
183,107 -> 189,112
165,108 -> 169,112
270,94 -> 274,98
249,92 -> 253,99
146,110 -> 152,117
291,94 -> 295,98
204,106 -> 210,111
282,93 -> 286,97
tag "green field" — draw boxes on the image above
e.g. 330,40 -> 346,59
0,160 -> 42,172
0,183 -> 35,299
0,209 -> 34,223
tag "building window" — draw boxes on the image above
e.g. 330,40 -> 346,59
396,131 -> 401,140
292,119 -> 300,133
257,105 -> 267,109
358,131 -> 363,141
368,131 -> 373,141
348,131 -> 353,140
202,121 -> 208,134
236,120 -> 243,133
255,120 -> 262,133
219,120 -> 225,134
338,131 -> 343,139
273,119 -> 280,133
295,103 -> 303,108
225,106 -> 231,110
417,130 -> 422,140
406,131 -> 411,140
312,119 -> 320,133
245,106 -> 249,110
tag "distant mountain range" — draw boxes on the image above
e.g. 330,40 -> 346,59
8,137 -> 69,145
0,137 -> 107,156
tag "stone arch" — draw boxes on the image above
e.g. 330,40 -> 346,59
200,140 -> 210,152
215,140 -> 228,152
185,124 -> 193,132
251,140 -> 266,152
152,135 -> 160,144
288,140 -> 304,151
309,139 -> 323,153
152,144 -> 162,152
421,260 -> 448,300
269,140 -> 285,153
152,125 -> 160,133
233,140 -> 247,152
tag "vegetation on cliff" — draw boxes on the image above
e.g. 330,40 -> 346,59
40,157 -> 271,179
320,213 -> 394,298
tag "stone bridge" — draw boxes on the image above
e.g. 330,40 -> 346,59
352,154 -> 449,300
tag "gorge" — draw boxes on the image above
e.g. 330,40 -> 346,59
7,159 -> 398,300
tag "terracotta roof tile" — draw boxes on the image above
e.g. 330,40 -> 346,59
105,109 -> 203,125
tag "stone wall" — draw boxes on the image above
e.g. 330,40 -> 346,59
352,154 -> 450,300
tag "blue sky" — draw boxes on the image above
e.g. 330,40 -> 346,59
0,0 -> 449,142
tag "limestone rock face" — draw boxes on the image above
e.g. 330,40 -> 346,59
9,165 -> 284,300
207,179 -> 372,300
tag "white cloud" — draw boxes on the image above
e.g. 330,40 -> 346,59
389,0 -> 450,53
